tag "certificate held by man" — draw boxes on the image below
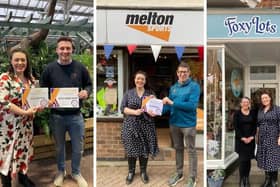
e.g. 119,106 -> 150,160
22,88 -> 49,109
142,97 -> 163,116
50,88 -> 79,108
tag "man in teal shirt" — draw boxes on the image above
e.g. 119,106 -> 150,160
163,62 -> 200,187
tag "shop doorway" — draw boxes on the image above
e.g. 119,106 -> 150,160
129,52 -> 178,126
129,52 -> 178,147
249,83 -> 278,110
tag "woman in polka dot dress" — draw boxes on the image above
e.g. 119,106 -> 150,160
121,70 -> 159,185
256,90 -> 280,187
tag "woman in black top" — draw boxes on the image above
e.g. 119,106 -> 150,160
121,71 -> 159,185
233,97 -> 257,187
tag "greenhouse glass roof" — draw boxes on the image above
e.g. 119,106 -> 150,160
0,0 -> 93,49
0,0 -> 93,22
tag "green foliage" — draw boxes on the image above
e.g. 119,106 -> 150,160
33,109 -> 50,136
209,169 -> 225,181
0,50 -> 9,73
81,93 -> 93,118
28,41 -> 56,136
73,51 -> 93,78
28,41 -> 56,79
73,51 -> 93,119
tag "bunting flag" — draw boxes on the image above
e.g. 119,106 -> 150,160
151,45 -> 162,62
104,44 -> 114,60
198,46 -> 204,61
127,45 -> 137,55
175,46 -> 185,61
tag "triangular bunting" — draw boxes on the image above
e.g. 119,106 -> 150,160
175,46 -> 185,61
151,45 -> 162,62
198,46 -> 204,61
104,44 -> 114,60
127,45 -> 137,55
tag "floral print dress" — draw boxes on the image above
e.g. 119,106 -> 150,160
0,73 -> 34,177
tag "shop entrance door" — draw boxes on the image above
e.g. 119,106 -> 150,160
249,83 -> 278,109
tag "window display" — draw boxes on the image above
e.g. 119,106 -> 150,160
96,52 -> 122,117
225,54 -> 243,158
207,48 -> 223,160
207,47 -> 244,167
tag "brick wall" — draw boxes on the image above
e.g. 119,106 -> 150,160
97,121 -> 125,160
272,0 -> 280,6
257,0 -> 280,7
97,120 -> 202,161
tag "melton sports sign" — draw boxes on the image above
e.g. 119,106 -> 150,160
125,12 -> 174,41
97,9 -> 203,45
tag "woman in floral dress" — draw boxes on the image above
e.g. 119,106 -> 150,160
0,48 -> 38,187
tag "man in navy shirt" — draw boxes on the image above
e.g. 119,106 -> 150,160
40,36 -> 92,187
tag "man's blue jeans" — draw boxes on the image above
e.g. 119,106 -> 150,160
50,113 -> 85,175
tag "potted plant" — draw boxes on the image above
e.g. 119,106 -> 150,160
207,169 -> 225,187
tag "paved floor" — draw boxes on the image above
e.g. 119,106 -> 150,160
97,150 -> 204,187
0,150 -> 93,187
223,159 -> 279,187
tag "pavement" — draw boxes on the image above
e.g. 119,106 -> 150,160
0,149 -> 93,187
97,150 -> 204,187
223,159 -> 279,187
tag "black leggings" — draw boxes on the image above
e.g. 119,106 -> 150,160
0,173 -> 11,187
239,160 -> 251,178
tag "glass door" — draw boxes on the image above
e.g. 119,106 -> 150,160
249,84 -> 278,110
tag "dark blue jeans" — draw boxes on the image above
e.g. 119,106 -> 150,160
50,113 -> 85,175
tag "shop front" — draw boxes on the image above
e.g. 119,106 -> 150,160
207,9 -> 280,169
96,8 -> 204,160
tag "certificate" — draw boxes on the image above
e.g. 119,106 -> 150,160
22,88 -> 48,109
50,88 -> 79,108
143,98 -> 163,116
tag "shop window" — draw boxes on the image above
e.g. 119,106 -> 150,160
96,51 -> 123,117
250,65 -> 276,80
225,54 -> 243,158
207,48 -> 223,160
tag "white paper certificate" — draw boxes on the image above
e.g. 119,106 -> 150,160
145,98 -> 163,116
50,88 -> 79,108
22,88 -> 49,109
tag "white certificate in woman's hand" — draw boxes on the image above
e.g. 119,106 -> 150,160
145,98 -> 163,116
22,88 -> 49,109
